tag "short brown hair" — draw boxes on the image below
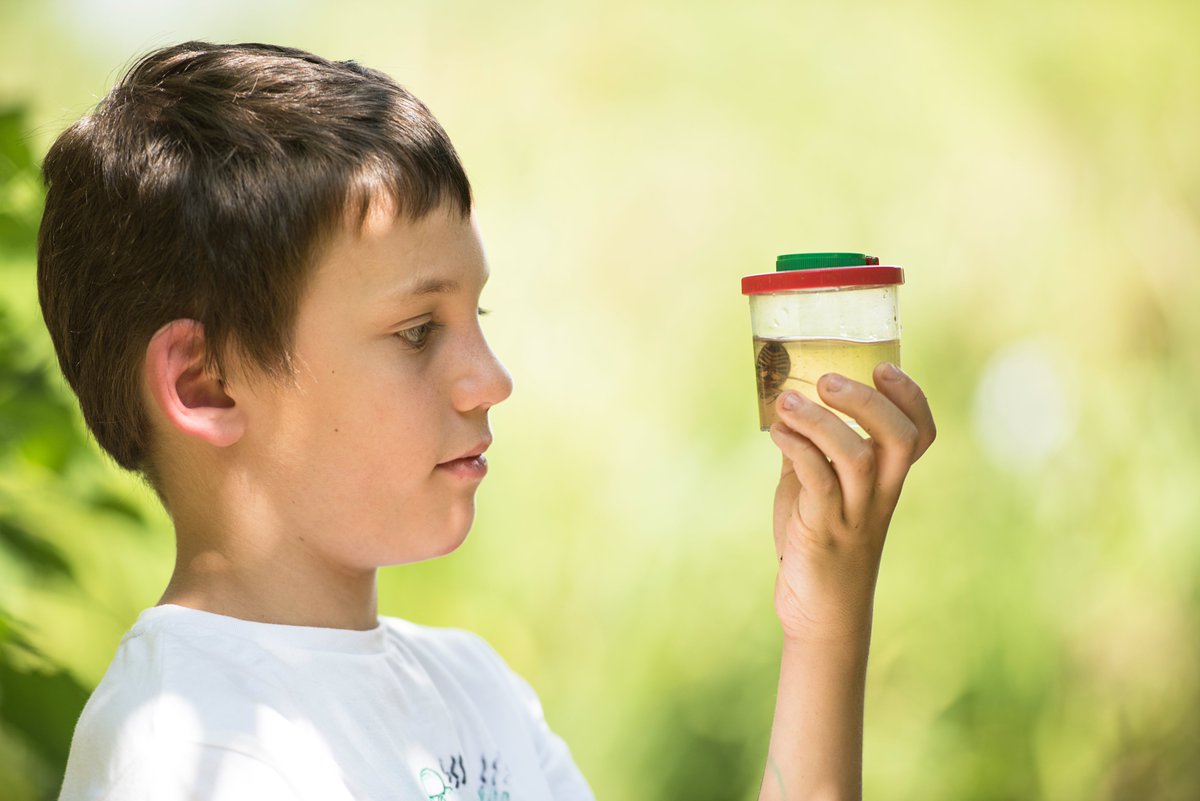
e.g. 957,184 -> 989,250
37,41 -> 472,475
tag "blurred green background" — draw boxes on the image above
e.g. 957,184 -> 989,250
2,0 -> 1198,798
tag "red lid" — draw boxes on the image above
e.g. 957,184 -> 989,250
741,265 -> 904,295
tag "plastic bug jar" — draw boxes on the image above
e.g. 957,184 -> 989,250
742,252 -> 904,432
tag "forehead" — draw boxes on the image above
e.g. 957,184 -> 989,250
310,199 -> 488,304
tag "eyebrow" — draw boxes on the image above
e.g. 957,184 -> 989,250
408,277 -> 461,296
381,270 -> 488,304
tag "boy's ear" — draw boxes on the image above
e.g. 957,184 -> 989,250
144,319 -> 245,448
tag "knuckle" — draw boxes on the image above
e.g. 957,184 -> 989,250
797,396 -> 825,420
786,439 -> 813,462
917,420 -> 938,456
919,426 -> 938,458
811,469 -> 838,494
786,401 -> 824,428
792,458 -> 835,492
898,421 -> 920,452
861,387 -> 889,417
849,445 -> 876,475
838,379 -> 867,405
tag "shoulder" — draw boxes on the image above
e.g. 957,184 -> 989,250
380,619 -> 595,800
76,609 -> 299,734
60,610 -> 344,800
63,616 -> 222,772
379,617 -> 540,709
61,741 -> 315,801
380,616 -> 512,681
380,616 -> 499,664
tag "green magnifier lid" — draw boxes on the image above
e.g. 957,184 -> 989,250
776,252 -> 879,271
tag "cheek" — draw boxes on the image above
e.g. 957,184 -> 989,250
328,375 -> 442,464
258,342 -> 444,468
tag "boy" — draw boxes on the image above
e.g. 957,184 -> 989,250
38,42 -> 935,801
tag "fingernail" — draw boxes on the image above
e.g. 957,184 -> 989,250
823,373 -> 846,391
781,392 -> 801,410
881,362 -> 902,382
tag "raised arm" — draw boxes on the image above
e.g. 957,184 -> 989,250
758,363 -> 935,801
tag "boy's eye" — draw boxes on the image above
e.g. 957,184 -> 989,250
393,308 -> 490,351
395,320 -> 443,350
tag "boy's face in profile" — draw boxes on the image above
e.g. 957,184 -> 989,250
226,202 -> 513,572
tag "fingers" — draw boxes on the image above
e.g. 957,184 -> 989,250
811,365 -> 935,498
773,390 -> 875,514
769,422 -> 842,526
770,368 -> 937,522
871,363 -> 936,461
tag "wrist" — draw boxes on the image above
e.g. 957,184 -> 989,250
776,579 -> 877,647
780,619 -> 873,655
778,627 -> 872,709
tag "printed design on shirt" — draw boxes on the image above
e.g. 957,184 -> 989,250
476,754 -> 511,801
420,767 -> 458,801
423,753 -> 511,801
441,754 -> 468,789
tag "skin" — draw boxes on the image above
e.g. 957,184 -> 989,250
758,364 -> 936,801
144,202 -> 512,630
143,197 -> 936,798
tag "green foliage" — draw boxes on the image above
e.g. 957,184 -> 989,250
0,518 -> 74,581
0,304 -> 85,474
2,4 -> 1200,799
0,610 -> 90,786
0,106 -> 100,801
0,108 -> 42,257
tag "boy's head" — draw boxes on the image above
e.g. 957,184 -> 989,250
37,41 -> 476,490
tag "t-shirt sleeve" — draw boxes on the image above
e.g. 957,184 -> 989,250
500,667 -> 596,801
63,735 -> 361,801
69,744 -> 309,801
460,633 -> 595,801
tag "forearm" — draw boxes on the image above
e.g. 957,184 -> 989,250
756,368 -> 935,801
757,626 -> 872,801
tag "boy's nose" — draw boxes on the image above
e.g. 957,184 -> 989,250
452,337 -> 513,413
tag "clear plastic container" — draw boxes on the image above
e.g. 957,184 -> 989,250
742,252 -> 904,432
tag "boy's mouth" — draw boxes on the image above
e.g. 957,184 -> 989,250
435,437 -> 491,479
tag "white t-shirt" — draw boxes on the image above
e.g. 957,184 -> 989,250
58,605 -> 594,801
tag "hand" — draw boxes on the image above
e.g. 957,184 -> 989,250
769,362 -> 935,644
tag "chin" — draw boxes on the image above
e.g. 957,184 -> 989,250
440,502 -> 477,553
431,529 -> 471,559
394,530 -> 469,566
387,510 -> 475,566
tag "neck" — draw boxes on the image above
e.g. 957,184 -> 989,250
158,478 -> 380,631
159,548 -> 380,631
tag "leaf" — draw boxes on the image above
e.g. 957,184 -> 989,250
0,655 -> 90,792
0,606 -> 90,798
0,107 -> 37,179
0,518 -> 74,581
86,488 -> 148,526
0,303 -> 90,470
0,606 -> 34,651
0,106 -> 42,255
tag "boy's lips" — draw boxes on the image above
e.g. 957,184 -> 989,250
436,437 -> 492,480
441,438 -> 492,462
